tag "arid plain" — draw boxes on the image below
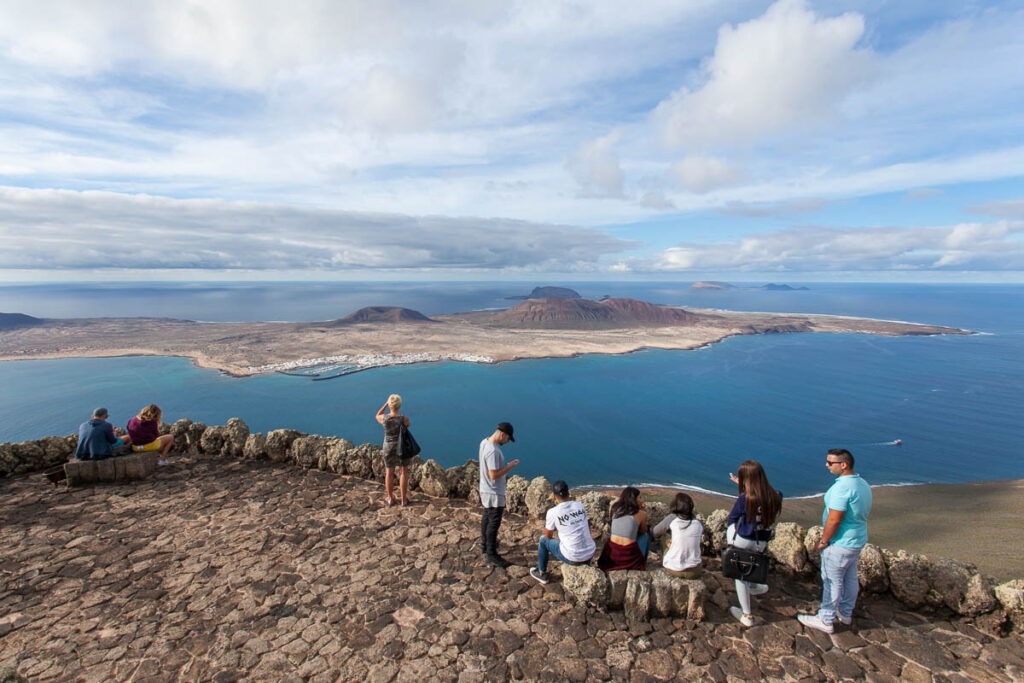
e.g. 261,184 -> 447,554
0,299 -> 967,376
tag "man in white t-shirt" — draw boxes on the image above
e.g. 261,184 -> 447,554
529,480 -> 596,584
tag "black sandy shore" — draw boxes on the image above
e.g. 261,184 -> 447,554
635,479 -> 1024,582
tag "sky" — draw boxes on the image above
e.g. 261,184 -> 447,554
1,0 -> 1023,283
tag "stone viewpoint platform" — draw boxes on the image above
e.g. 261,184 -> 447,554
2,453 -> 1023,682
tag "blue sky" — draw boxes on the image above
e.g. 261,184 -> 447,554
1,0 -> 1022,282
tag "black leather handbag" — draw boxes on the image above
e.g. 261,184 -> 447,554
399,425 -> 421,458
720,545 -> 770,583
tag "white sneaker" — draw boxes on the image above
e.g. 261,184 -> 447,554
837,613 -> 853,625
748,583 -> 769,595
797,614 -> 834,634
729,606 -> 754,627
158,459 -> 169,466
529,567 -> 549,585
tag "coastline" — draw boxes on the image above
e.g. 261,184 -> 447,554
0,307 -> 970,377
615,479 -> 1024,582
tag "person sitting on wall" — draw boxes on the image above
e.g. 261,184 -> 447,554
651,491 -> 704,579
529,480 -> 596,584
597,486 -> 650,572
74,407 -> 129,461
127,404 -> 175,466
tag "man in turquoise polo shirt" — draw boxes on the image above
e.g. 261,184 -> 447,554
798,448 -> 872,634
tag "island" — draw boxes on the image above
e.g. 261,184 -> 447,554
505,285 -> 582,300
0,297 -> 969,377
691,281 -> 810,291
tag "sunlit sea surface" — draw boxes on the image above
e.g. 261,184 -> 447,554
1,282 -> 1021,496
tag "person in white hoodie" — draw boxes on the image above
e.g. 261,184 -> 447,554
651,492 -> 704,579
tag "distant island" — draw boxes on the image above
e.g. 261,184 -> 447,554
0,295 -> 970,377
326,306 -> 437,325
0,312 -> 44,330
505,285 -> 581,300
691,281 -> 810,291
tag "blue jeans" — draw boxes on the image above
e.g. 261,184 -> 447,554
818,544 -> 863,623
537,537 -> 566,573
637,531 -> 650,560
537,536 -> 593,573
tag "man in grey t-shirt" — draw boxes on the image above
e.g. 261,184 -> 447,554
479,422 -> 520,568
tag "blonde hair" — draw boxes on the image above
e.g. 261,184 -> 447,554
387,394 -> 402,411
137,404 -> 162,423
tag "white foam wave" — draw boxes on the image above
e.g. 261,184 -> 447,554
577,482 -> 732,497
579,480 -> 929,500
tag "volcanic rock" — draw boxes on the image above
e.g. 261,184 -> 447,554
562,564 -> 611,609
489,297 -> 702,329
525,476 -> 554,519
265,429 -> 304,463
416,458 -> 450,498
509,286 -> 581,300
325,306 -> 436,325
579,490 -> 612,536
768,522 -> 812,575
858,543 -> 890,593
0,313 -> 42,330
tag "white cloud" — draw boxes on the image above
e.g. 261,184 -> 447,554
718,198 -> 828,217
343,65 -> 444,133
0,2 -> 1023,279
661,146 -> 1024,215
651,0 -> 875,149
639,190 -> 675,210
671,155 -> 742,194
567,132 -> 625,198
650,221 -> 1024,272
0,186 -> 634,272
943,221 -> 1011,250
969,199 -> 1024,219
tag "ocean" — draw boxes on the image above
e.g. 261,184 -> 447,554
1,281 -> 1021,496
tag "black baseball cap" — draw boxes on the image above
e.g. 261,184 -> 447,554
552,480 -> 570,497
496,422 -> 515,442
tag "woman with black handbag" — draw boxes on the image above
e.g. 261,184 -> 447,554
725,460 -> 783,627
375,393 -> 413,507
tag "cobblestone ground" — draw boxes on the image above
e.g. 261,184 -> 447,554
2,456 -> 1023,682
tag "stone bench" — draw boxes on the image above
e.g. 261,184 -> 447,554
64,452 -> 160,486
561,564 -> 706,623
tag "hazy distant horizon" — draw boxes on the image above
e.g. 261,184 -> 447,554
4,273 -> 1024,286
3,279 -> 1017,327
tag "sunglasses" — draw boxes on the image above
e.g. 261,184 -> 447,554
825,459 -> 843,465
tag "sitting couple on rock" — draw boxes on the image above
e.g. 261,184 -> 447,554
74,404 -> 174,466
529,482 -> 704,584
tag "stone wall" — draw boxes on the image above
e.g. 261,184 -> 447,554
63,452 -> 160,485
0,435 -> 76,477
3,419 -> 1023,631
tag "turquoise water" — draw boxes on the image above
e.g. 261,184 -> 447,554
1,282 -> 1022,495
